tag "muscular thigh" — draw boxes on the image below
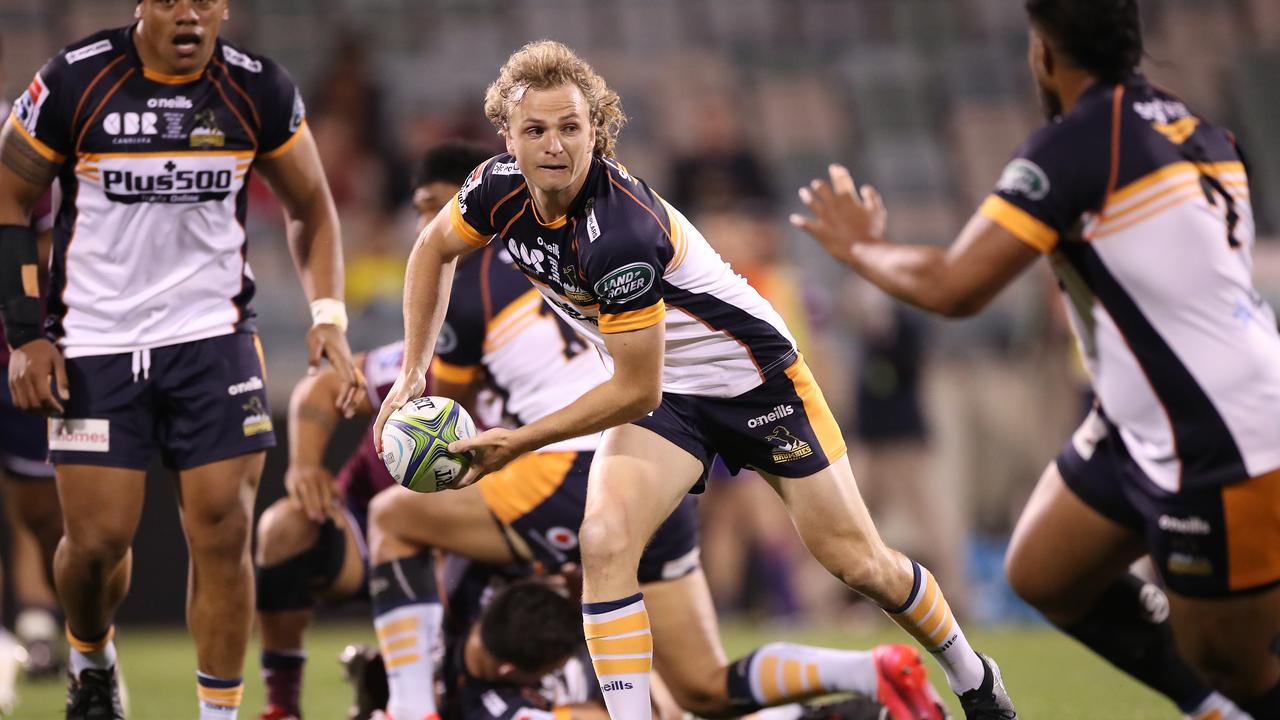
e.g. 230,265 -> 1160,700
585,425 -> 704,551
1168,586 -> 1280,695
55,464 -> 146,547
1004,462 -> 1145,615
177,452 -> 264,549
372,482 -> 513,564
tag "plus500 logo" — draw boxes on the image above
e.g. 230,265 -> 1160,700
103,168 -> 233,193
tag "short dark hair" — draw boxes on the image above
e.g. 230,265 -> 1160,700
413,141 -> 494,190
1026,0 -> 1142,84
479,580 -> 583,674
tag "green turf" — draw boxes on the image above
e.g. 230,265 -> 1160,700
14,620 -> 1177,719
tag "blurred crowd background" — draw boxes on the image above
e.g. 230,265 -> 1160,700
2,0 -> 1279,626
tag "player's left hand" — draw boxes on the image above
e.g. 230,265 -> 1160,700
789,163 -> 888,265
307,323 -> 363,418
448,428 -> 524,489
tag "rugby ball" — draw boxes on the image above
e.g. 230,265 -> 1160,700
379,396 -> 476,493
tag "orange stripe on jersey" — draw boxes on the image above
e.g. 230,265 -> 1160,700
979,195 -> 1057,253
1223,468 -> 1280,591
449,196 -> 490,247
658,197 -> 688,273
209,75 -> 257,150
77,68 -> 136,153
1107,161 -> 1246,208
783,356 -> 847,463
6,116 -> 66,163
1092,188 -> 1205,240
490,179 -> 526,229
478,451 -> 576,525
142,66 -> 202,84
72,55 -> 127,138
253,334 -> 267,383
212,59 -> 262,127
610,177 -> 671,244
553,707 -> 573,720
259,120 -> 307,160
431,358 -> 482,385
599,301 -> 665,334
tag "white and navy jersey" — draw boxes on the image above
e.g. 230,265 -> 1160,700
981,74 -> 1280,491
6,25 -> 307,357
432,244 -> 605,453
449,154 -> 797,398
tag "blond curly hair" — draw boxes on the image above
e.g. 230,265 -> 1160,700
484,40 -> 627,158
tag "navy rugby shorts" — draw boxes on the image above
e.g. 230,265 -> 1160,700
634,355 -> 848,493
50,332 -> 276,470
0,374 -> 54,479
1058,408 -> 1280,598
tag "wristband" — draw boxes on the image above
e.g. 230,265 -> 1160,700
309,298 -> 348,331
0,224 -> 42,348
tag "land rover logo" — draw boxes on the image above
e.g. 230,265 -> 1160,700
995,159 -> 1050,201
594,262 -> 655,303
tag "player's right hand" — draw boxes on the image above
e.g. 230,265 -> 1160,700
285,464 -> 339,523
789,163 -> 888,265
372,366 -> 428,453
7,339 -> 69,415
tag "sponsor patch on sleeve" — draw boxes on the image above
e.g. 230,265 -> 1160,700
995,158 -> 1050,201
221,45 -> 263,73
593,262 -> 655,304
13,73 -> 51,134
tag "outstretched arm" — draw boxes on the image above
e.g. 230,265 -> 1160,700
791,164 -> 1040,317
256,125 -> 361,412
371,207 -> 481,451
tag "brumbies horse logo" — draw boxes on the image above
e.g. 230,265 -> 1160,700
764,426 -> 813,462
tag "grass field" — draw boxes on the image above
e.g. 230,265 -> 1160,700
13,620 -> 1177,719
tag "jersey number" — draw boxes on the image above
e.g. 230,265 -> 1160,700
537,303 -> 590,360
1198,174 -> 1241,248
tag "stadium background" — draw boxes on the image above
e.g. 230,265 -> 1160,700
1,0 -> 1279,717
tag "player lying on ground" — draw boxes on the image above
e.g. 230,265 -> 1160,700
791,1 -> 1277,718
0,2 -> 360,718
375,40 -> 1014,720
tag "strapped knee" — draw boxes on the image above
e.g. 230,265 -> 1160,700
256,519 -> 347,611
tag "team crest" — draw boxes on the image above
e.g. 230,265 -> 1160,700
190,109 -> 226,148
764,425 -> 813,463
242,397 -> 273,437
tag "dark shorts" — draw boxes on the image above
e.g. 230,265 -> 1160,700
634,356 -> 848,493
477,450 -> 700,584
50,333 -> 276,470
0,373 -> 54,479
1058,409 -> 1280,598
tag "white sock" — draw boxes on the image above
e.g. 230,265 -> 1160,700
741,643 -> 877,703
376,603 -> 444,720
883,561 -> 985,694
68,628 -> 117,676
16,607 -> 58,644
583,594 -> 652,720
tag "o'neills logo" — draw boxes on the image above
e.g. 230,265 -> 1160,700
227,376 -> 264,396
747,404 -> 794,429
48,419 -> 110,452
600,681 -> 634,692
1157,515 -> 1211,535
